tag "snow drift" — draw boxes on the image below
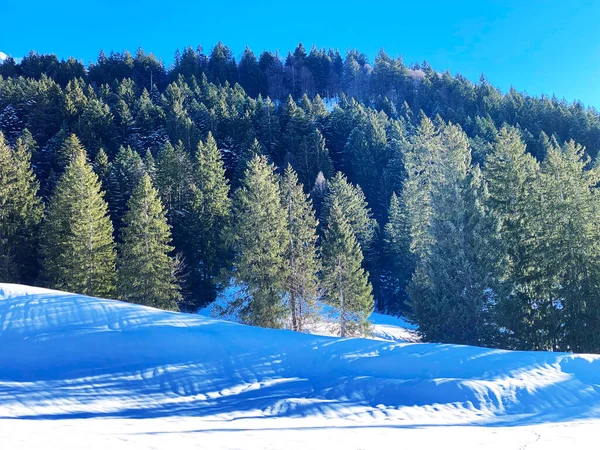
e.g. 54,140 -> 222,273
1,283 -> 600,448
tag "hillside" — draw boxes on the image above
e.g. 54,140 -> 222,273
2,283 -> 600,449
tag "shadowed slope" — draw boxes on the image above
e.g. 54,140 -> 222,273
1,283 -> 600,426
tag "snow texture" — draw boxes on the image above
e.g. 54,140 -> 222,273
1,283 -> 600,449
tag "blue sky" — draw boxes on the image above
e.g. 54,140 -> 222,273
2,0 -> 600,108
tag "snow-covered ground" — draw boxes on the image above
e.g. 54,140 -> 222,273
200,281 -> 420,343
2,283 -> 600,449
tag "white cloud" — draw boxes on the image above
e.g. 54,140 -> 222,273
0,52 -> 7,62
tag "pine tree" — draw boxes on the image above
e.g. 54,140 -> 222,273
226,155 -> 289,328
40,146 -> 116,297
187,132 -> 231,308
0,132 -> 44,282
321,199 -> 373,337
118,174 -> 181,310
280,165 -> 320,332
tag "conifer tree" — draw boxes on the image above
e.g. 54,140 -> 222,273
93,147 -> 110,187
310,171 -> 327,220
322,172 -> 377,256
484,126 -> 541,349
106,145 -> 146,234
409,162 -> 497,346
280,165 -> 320,331
143,148 -> 156,181
118,174 -> 181,310
40,144 -> 116,297
187,132 -> 231,307
155,141 -> 193,215
321,199 -> 373,337
226,155 -> 289,328
381,193 -> 414,313
0,132 -> 44,282
533,140 -> 600,352
401,115 -> 443,260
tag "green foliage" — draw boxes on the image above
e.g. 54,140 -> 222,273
0,132 -> 44,282
226,155 -> 289,328
484,127 -> 542,349
186,132 -> 231,308
280,165 -> 321,331
40,141 -> 116,297
321,199 -> 373,337
118,174 -> 181,310
381,193 -> 413,313
322,172 -> 377,255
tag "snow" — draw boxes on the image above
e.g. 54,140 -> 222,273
2,283 -> 600,449
201,281 -> 420,342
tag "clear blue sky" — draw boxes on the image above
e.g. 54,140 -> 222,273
2,0 -> 600,108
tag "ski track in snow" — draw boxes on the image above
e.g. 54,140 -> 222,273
1,283 -> 600,449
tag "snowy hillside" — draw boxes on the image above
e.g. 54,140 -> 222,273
2,284 -> 600,449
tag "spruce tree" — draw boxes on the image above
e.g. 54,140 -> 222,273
118,174 -> 181,310
321,171 -> 377,255
381,192 -> 414,313
106,145 -> 146,234
0,132 -> 44,282
187,132 -> 231,308
280,165 -> 320,332
401,115 -> 443,259
484,126 -> 541,349
226,155 -> 289,328
534,140 -> 600,352
93,147 -> 110,187
321,199 -> 373,337
409,162 -> 497,346
40,144 -> 116,297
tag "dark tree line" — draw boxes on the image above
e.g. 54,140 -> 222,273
2,43 -> 600,349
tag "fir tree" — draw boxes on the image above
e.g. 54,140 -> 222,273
40,145 -> 116,297
187,132 -> 231,308
484,126 -> 541,349
321,199 -> 374,337
106,145 -> 146,234
381,192 -> 414,313
280,165 -> 320,331
321,171 -> 377,255
533,140 -> 600,352
226,155 -> 289,328
118,174 -> 181,310
409,162 -> 497,346
93,147 -> 110,187
0,132 -> 44,282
